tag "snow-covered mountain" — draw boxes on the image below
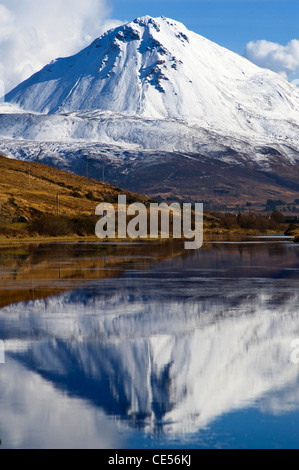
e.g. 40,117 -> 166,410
1,16 -> 299,202
4,16 -> 299,138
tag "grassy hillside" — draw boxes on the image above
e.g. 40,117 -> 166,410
0,155 -> 153,239
0,154 -> 148,222
0,155 -> 297,240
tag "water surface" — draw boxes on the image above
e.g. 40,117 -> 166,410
0,237 -> 298,449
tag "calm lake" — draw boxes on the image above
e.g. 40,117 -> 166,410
0,237 -> 298,449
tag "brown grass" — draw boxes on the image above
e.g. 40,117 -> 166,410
0,155 -> 292,241
0,154 -> 149,223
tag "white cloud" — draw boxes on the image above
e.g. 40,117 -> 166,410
0,0 -> 123,93
245,39 -> 299,80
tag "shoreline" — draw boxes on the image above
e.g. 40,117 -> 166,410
0,229 -> 295,247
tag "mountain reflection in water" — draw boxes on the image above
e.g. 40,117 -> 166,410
0,239 -> 299,449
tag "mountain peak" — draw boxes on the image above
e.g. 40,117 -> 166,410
132,15 -> 159,24
4,15 -> 197,116
131,15 -> 181,28
102,15 -> 190,47
4,16 -> 299,139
